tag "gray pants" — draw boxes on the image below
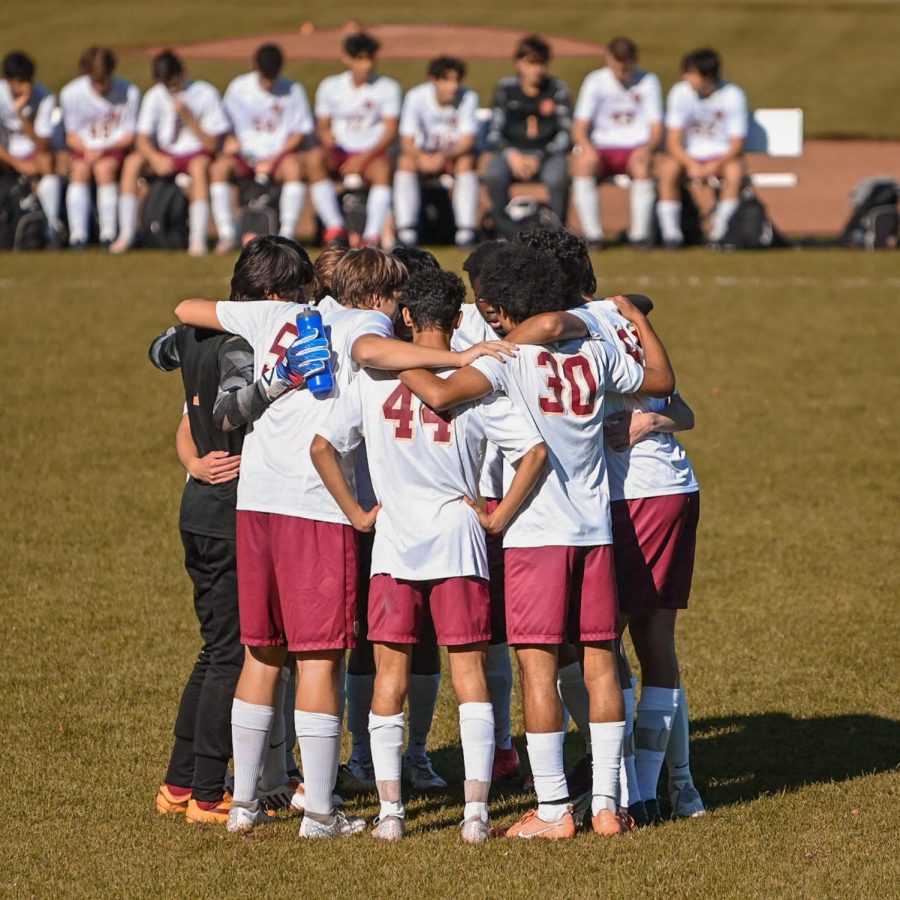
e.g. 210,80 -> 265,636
484,151 -> 570,223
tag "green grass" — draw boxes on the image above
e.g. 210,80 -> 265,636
1,1 -> 899,138
2,247 -> 899,898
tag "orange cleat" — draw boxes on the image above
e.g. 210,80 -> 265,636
591,807 -> 634,836
491,745 -> 521,782
505,807 -> 576,840
186,797 -> 232,825
155,784 -> 191,815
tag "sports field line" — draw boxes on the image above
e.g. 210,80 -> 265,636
601,274 -> 900,289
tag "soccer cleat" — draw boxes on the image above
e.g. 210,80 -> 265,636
669,780 -> 707,819
155,784 -> 191,815
396,228 -> 417,246
628,800 -> 650,828
259,779 -> 297,812
454,228 -> 477,248
299,809 -> 366,839
403,753 -> 448,791
322,225 -> 348,247
342,757 -> 376,792
226,800 -> 269,834
491,745 -> 521,781
186,797 -> 231,825
460,816 -> 491,845
371,815 -> 406,842
662,239 -> 684,252
506,808 -> 576,840
643,798 -> 663,825
591,807 -> 634,836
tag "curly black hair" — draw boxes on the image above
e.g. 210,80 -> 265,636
400,267 -> 467,333
513,227 -> 596,305
391,245 -> 441,274
461,240 -> 506,292
344,32 -> 380,58
477,243 -> 566,325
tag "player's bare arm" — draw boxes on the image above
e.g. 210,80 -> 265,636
666,126 -> 699,174
505,311 -> 590,345
136,133 -> 174,175
398,365 -> 494,412
309,434 -> 380,532
703,135 -> 745,176
172,97 -> 219,153
175,413 -> 241,484
316,114 -> 336,149
351,335 -> 516,371
604,395 -> 695,452
174,299 -> 223,331
571,119 -> 599,167
341,116 -> 399,175
608,295 -> 676,396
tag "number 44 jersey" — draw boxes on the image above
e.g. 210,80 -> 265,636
318,369 -> 542,582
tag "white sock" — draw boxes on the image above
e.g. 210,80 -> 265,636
406,672 -> 440,759
278,180 -> 306,239
310,178 -> 343,230
36,174 -> 62,229
590,720 -> 625,815
619,683 -> 638,807
634,686 -> 681,803
572,175 -> 602,241
485,643 -> 513,750
629,178 -> 656,243
393,170 -> 420,232
364,184 -> 392,242
666,686 -> 694,785
710,198 -> 739,241
66,182 -> 90,244
188,199 -> 210,248
657,200 -> 683,243
369,711 -> 405,819
231,699 -> 275,805
117,192 -> 138,245
346,673 -> 374,763
452,171 -> 480,231
258,667 -> 290,791
96,183 -> 118,241
295,710 -> 342,816
210,181 -> 235,242
557,661 -> 592,754
459,702 -> 494,823
526,731 -> 568,822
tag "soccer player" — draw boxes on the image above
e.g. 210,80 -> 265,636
0,51 -> 64,241
398,243 -> 675,838
310,267 -> 548,842
315,32 -> 402,247
111,50 -> 229,256
393,56 -> 480,248
657,47 -> 748,247
59,46 -> 140,248
571,37 -> 663,248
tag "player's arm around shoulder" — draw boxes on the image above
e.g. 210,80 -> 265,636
174,299 -> 223,330
148,325 -> 183,371
505,310 -> 591,345
399,365 -> 495,413
351,332 -> 517,372
606,295 -> 675,397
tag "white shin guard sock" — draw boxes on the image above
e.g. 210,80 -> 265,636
557,661 -> 592,754
188,199 -> 210,248
485,643 -> 514,750
117,193 -> 138,245
634,686 -> 681,802
452,171 -> 480,232
572,176 -> 602,241
459,702 -> 494,822
526,731 -> 568,821
369,711 -> 405,818
346,673 -> 375,762
36,175 -> 62,229
619,684 -> 638,807
629,178 -> 656,243
278,181 -> 306,239
258,667 -> 290,791
66,182 -> 90,243
406,672 -> 440,759
710,198 -> 739,242
666,686 -> 693,783
363,184 -> 392,242
96,183 -> 118,241
231,699 -> 276,805
295,710 -> 342,816
393,170 -> 420,234
657,200 -> 683,243
589,720 -> 625,815
210,181 -> 235,242
310,179 -> 344,230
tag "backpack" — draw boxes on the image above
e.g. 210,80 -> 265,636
719,184 -> 790,251
236,177 -> 280,243
0,174 -> 47,251
841,178 -> 899,250
138,177 -> 189,249
650,183 -> 704,247
418,178 -> 456,245
338,182 -> 368,238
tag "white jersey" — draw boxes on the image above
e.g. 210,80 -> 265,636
0,81 -> 56,159
573,67 -> 662,149
665,80 -> 748,160
472,338 -> 644,548
399,82 -> 479,152
223,72 -> 314,161
572,300 -> 699,501
319,368 -> 542,581
137,80 -> 228,156
59,75 -> 140,151
215,296 -> 393,522
315,71 -> 402,153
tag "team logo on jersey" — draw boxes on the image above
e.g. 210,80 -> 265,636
539,98 -> 556,117
260,321 -> 299,379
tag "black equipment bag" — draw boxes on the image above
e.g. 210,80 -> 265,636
841,178 -> 899,250
236,178 -> 280,242
139,177 -> 189,249
719,184 -> 790,251
650,183 -> 704,247
418,178 -> 456,245
0,174 -> 47,251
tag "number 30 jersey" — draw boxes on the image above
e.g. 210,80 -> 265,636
318,368 -> 542,581
472,338 -> 643,548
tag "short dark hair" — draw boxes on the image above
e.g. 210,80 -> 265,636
255,43 -> 284,80
428,56 -> 466,80
513,228 -> 596,305
331,248 -> 407,309
2,51 -> 35,82
79,46 -> 116,81
683,47 -> 721,80
477,243 -> 566,324
400,268 -> 466,333
229,236 -> 316,302
462,241 -> 506,292
152,49 -> 183,85
515,34 -> 551,63
391,245 -> 441,274
344,32 -> 380,58
607,37 -> 638,64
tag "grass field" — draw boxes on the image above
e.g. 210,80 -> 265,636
2,246 -> 899,897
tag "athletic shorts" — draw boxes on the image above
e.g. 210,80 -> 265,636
367,574 -> 491,646
611,492 -> 700,616
232,151 -> 293,181
164,150 -> 213,175
329,147 -> 389,177
236,511 -> 359,652
70,147 -> 128,165
484,498 -> 507,645
504,544 -> 619,645
597,147 -> 635,177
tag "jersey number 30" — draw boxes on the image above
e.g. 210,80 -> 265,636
383,384 -> 453,443
537,351 -> 599,417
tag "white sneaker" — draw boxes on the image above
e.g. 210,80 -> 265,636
455,228 -> 477,247
396,228 -> 417,246
226,800 -> 267,834
669,779 -> 706,818
299,809 -> 366,839
402,753 -> 448,791
371,815 -> 405,841
460,816 -> 491,845
343,757 -> 376,791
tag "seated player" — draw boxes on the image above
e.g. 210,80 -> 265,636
315,32 -> 402,247
0,51 -> 64,242
571,37 -> 663,248
311,267 -> 548,842
393,56 -> 480,248
657,47 -> 748,247
112,50 -> 229,256
59,46 -> 140,248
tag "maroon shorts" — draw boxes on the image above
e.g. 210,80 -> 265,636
611,492 -> 700,616
484,498 -> 507,645
232,151 -> 293,181
368,574 -> 491,646
504,545 -> 619,645
328,147 -> 388,176
236,511 -> 359,651
165,150 -> 213,175
70,147 -> 128,165
597,147 -> 635,177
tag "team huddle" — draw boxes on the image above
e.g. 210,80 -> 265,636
1,30 -> 749,252
150,226 -> 703,842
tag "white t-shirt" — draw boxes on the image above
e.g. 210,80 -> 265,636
472,338 -> 644,548
59,75 -> 140,151
0,81 -> 56,159
315,71 -> 402,153
223,72 -> 314,161
573,67 -> 662,149
319,368 -> 542,581
665,80 -> 748,160
572,300 -> 699,501
399,82 -> 479,152
137,80 -> 229,156
215,296 -> 393,522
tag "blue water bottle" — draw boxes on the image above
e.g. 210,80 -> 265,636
296,307 -> 334,396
